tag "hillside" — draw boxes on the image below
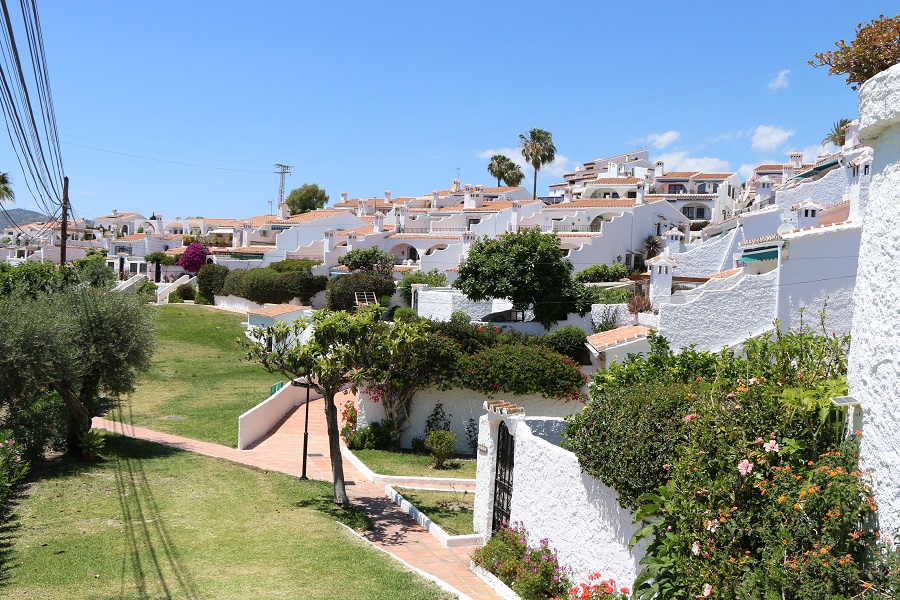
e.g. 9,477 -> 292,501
0,207 -> 50,230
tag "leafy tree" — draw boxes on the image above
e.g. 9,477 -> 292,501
809,14 -> 900,89
176,243 -> 209,273
0,259 -> 73,298
486,155 -> 524,188
397,268 -> 448,306
286,183 -> 328,215
0,287 -> 155,442
245,307 -> 412,506
455,227 -> 574,328
325,272 -> 396,311
0,172 -> 14,204
72,250 -> 115,290
822,118 -> 852,147
196,263 -> 229,304
643,234 -> 661,259
338,246 -> 394,275
518,128 -> 556,199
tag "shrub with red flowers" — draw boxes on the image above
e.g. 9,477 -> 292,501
472,521 -> 571,600
556,573 -> 629,600
175,243 -> 209,273
339,399 -> 357,443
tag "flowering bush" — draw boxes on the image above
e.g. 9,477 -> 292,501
809,14 -> 900,89
339,399 -> 357,443
472,522 -> 571,600
556,573 -> 630,600
175,243 -> 209,273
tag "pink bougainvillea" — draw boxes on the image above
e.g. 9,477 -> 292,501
176,243 -> 209,273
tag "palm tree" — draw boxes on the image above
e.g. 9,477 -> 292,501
502,162 -> 524,187
822,119 -> 851,147
518,129 -> 556,199
0,172 -> 15,204
643,235 -> 661,259
487,154 -> 508,187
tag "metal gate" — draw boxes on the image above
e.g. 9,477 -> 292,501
491,421 -> 514,532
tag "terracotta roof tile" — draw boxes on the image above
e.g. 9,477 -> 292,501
333,224 -> 394,237
543,198 -> 636,208
706,267 -> 742,279
645,193 -> 717,199
694,172 -> 736,179
208,245 -> 276,254
585,177 -> 641,185
387,233 -> 462,240
248,304 -> 310,317
271,209 -> 347,225
739,233 -> 782,247
655,171 -> 699,179
586,326 -> 651,352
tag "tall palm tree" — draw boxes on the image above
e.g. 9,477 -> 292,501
0,172 -> 15,204
502,162 -> 525,187
822,119 -> 851,147
518,128 -> 556,199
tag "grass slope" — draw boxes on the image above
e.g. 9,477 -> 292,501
4,435 -> 452,599
121,305 -> 280,446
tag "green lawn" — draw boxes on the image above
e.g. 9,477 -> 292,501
118,304 -> 280,447
4,435 -> 452,599
353,449 -> 477,479
394,487 -> 475,536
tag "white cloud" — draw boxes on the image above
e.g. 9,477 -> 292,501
738,163 -> 757,179
705,130 -> 747,144
751,125 -> 795,152
655,151 -> 730,173
800,144 -> 830,163
647,130 -> 680,149
767,69 -> 791,92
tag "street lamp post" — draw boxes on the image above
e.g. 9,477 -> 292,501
300,371 -> 311,480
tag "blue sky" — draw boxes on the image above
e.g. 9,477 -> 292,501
3,1 -> 895,221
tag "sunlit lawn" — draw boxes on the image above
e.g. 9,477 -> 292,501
118,304 -> 281,447
394,487 -> 475,536
352,449 -> 477,479
3,435 -> 452,599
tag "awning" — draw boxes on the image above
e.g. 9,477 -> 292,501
739,247 -> 779,263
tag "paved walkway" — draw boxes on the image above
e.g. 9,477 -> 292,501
94,392 -> 498,600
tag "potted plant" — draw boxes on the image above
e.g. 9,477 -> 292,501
77,429 -> 106,461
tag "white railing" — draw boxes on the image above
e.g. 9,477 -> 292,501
156,274 -> 193,303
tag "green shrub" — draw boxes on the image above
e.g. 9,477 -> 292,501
174,283 -> 195,301
427,430 -> 456,468
4,392 -> 68,461
325,273 -> 396,311
471,522 -> 571,600
541,325 -> 588,362
346,421 -> 394,451
0,427 -> 29,523
563,381 -> 693,509
280,270 -> 328,304
196,263 -> 229,304
220,269 -> 248,297
578,285 -> 633,305
810,14 -> 900,89
268,258 -> 320,273
574,263 -> 629,283
241,268 -> 289,304
168,289 -> 184,303
133,278 -> 158,303
397,269 -> 448,305
393,307 -> 418,322
449,310 -> 470,325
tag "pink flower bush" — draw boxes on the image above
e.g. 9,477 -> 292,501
684,414 -> 696,423
702,583 -> 713,597
763,440 -> 780,453
738,459 -> 753,476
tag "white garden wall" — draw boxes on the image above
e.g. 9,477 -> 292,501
851,63 -> 900,539
673,226 -> 739,277
357,388 -> 583,455
473,413 -> 642,586
237,379 -> 324,449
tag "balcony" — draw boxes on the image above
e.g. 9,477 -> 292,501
539,224 -> 598,233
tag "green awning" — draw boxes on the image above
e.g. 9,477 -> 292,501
739,249 -> 778,263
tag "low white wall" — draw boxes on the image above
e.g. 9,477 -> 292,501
473,414 -> 642,586
357,387 -> 583,455
156,275 -> 193,303
674,226 -> 739,277
416,287 -> 513,322
237,380 -> 324,449
658,270 -> 776,351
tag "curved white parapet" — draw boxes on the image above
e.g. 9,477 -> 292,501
851,62 -> 900,539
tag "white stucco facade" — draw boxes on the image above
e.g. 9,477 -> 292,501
850,63 -> 900,539
473,413 -> 642,586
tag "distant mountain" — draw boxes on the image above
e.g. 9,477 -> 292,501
0,207 -> 50,230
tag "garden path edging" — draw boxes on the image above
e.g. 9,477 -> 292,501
386,485 -> 485,549
342,447 -> 476,490
469,562 -> 520,600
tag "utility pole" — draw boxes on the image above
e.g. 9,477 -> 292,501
60,176 -> 69,264
274,164 -> 292,208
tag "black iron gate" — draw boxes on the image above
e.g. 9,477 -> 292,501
491,421 -> 514,533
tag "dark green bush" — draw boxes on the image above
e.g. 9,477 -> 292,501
196,264 -> 229,304
427,430 -> 456,468
133,279 -> 158,303
220,269 -> 248,297
574,263 -> 629,283
393,307 -> 418,322
346,421 -> 394,450
175,283 -> 195,301
280,270 -> 327,304
563,381 -> 693,509
449,310 -> 470,325
268,258 -> 320,273
325,273 -> 396,311
241,268 -> 289,304
4,392 -> 69,461
540,325 -> 588,362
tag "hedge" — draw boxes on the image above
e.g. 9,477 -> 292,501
196,264 -> 229,304
325,273 -> 396,311
220,269 -> 248,297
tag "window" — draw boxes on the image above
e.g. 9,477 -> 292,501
696,206 -> 706,219
864,164 -> 870,175
682,206 -> 695,219
669,184 -> 686,194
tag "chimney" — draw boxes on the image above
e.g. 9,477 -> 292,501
608,161 -> 619,176
347,231 -> 358,250
461,231 -> 477,261
242,221 -> 251,248
463,184 -> 475,209
431,189 -> 439,209
398,205 -> 408,231
654,161 -> 664,177
563,185 -> 573,203
384,189 -> 391,203
509,200 -> 520,233
111,209 -> 118,217
844,119 -> 860,150
790,152 -> 803,169
636,181 -> 645,205
782,162 -> 795,182
357,198 -> 370,217
341,191 -> 348,204
451,179 -> 461,193
278,202 -> 289,220
373,211 -> 384,233
323,229 -> 333,253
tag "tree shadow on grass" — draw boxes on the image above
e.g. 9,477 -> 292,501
0,512 -> 21,590
292,481 -> 373,531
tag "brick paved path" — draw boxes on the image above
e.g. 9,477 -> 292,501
94,392 -> 498,600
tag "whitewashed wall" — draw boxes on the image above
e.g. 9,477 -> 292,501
672,227 -> 739,277
775,162 -> 857,211
416,287 -> 514,322
777,224 -> 860,335
357,388 -> 583,455
657,270 -> 777,351
473,414 -> 642,586
851,63 -> 900,539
